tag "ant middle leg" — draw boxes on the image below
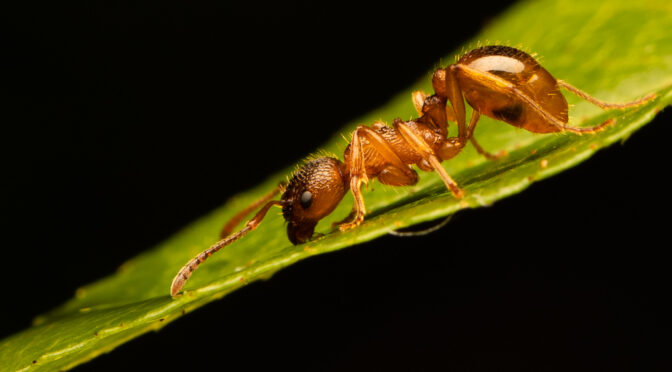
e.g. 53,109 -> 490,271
395,121 -> 464,198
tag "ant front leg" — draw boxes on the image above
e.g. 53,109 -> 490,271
339,126 -> 370,231
332,208 -> 357,230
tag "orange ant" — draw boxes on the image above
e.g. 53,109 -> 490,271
171,45 -> 655,296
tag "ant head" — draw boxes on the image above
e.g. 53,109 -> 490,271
281,157 -> 347,244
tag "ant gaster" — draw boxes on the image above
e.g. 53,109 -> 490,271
171,45 -> 655,296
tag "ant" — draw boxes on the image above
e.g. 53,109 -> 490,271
171,45 -> 655,296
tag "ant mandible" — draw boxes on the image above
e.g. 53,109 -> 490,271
171,45 -> 655,296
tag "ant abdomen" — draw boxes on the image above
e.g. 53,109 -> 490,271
453,45 -> 569,133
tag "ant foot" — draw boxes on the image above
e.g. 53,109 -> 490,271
453,188 -> 466,199
489,149 -> 508,160
338,217 -> 363,232
332,210 -> 357,230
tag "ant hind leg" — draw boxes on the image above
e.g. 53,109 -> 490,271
547,80 -> 654,134
470,137 -> 508,160
454,64 -> 644,135
557,80 -> 656,110
466,110 -> 507,160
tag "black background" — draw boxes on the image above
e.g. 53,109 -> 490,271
2,1 -> 669,371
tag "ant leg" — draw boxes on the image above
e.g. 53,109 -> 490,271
171,200 -> 284,296
355,126 -> 420,186
445,67 -> 468,141
335,164 -> 417,231
338,178 -> 367,231
453,64 -> 618,134
396,121 -> 464,198
220,182 -> 287,238
557,80 -> 656,109
470,137 -> 507,160
466,110 -> 507,160
426,155 -> 464,198
339,127 -> 369,231
357,127 -> 415,173
338,126 -> 419,231
436,109 -> 487,160
432,67 -> 469,139
332,208 -> 356,230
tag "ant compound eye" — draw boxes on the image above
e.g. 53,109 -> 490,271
300,191 -> 313,209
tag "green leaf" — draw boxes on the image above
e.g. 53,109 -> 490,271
2,0 -> 671,370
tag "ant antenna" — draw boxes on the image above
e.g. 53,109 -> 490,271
220,182 -> 287,238
171,200 -> 284,297
388,214 -> 453,237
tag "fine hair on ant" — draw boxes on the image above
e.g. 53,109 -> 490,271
171,45 -> 655,296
